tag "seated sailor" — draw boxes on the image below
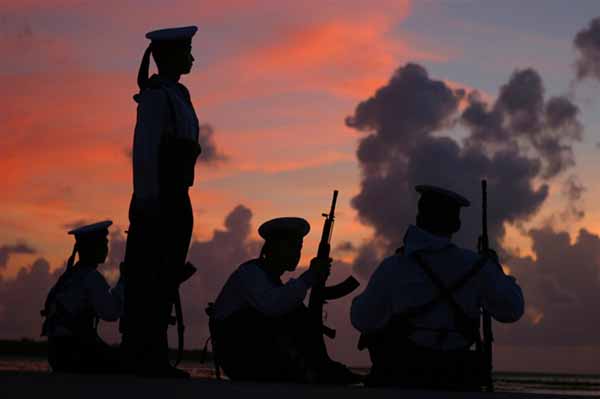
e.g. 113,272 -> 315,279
351,185 -> 524,390
210,217 -> 355,384
41,220 -> 125,373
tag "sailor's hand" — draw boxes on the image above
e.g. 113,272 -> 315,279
309,257 -> 332,283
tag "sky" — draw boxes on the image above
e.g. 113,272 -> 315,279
1,0 -> 600,374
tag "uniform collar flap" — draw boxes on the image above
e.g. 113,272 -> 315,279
403,225 -> 452,256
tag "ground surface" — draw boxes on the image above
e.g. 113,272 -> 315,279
0,371 -> 587,399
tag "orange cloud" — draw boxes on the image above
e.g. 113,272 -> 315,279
194,5 -> 450,105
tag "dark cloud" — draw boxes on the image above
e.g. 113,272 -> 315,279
464,69 -> 582,179
0,258 -> 60,339
497,227 -> 600,347
334,241 -> 357,254
198,124 -> 228,165
0,242 -> 36,269
351,241 -> 385,280
346,64 -> 579,279
560,175 -> 586,221
574,17 -> 600,81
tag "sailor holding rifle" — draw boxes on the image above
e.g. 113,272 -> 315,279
351,185 -> 524,390
210,217 -> 357,384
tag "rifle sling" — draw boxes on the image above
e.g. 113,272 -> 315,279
411,252 -> 487,344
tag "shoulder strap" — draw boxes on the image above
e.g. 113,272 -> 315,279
412,252 -> 486,343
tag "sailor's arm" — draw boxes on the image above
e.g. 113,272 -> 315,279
132,89 -> 167,208
84,270 -> 124,322
240,267 -> 317,317
480,256 -> 525,323
351,259 -> 392,333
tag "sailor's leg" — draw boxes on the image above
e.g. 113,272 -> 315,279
120,196 -> 163,372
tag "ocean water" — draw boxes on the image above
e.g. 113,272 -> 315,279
2,358 -> 600,396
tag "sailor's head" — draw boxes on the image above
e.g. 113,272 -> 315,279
68,220 -> 112,265
258,217 -> 310,272
415,185 -> 470,238
146,26 -> 197,75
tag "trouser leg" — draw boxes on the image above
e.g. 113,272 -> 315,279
121,193 -> 193,373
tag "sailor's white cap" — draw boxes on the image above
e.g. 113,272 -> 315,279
145,26 -> 198,41
415,185 -> 470,207
258,217 -> 310,240
68,220 -> 112,237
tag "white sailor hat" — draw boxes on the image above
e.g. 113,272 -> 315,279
415,185 -> 470,207
145,26 -> 198,42
258,217 -> 310,240
68,220 -> 112,237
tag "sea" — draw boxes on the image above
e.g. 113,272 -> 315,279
1,358 -> 599,397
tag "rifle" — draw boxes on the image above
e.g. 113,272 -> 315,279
478,179 -> 494,392
308,190 -> 360,340
170,261 -> 197,366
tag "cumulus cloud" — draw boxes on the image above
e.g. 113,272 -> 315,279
0,258 -> 60,339
574,17 -> 600,81
198,124 -> 228,165
0,242 -> 36,269
345,63 -> 582,278
497,227 -> 600,347
560,175 -> 586,221
463,69 -> 582,179
334,241 -> 357,254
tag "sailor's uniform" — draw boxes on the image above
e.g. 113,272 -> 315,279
45,265 -> 124,337
121,26 -> 201,374
351,225 -> 524,350
132,75 -> 200,202
213,259 -> 316,321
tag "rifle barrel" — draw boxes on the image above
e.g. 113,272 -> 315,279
481,180 -> 488,250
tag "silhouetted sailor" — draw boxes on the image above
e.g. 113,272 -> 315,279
210,217 -> 355,384
121,26 -> 200,378
351,185 -> 524,390
41,221 -> 124,373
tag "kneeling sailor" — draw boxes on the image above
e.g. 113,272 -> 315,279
41,221 -> 125,373
210,217 -> 356,384
351,185 -> 524,390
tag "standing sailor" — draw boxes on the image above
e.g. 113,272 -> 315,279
121,26 -> 201,378
351,185 -> 524,390
41,221 -> 124,373
210,217 -> 358,384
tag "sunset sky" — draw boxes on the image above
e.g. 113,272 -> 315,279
2,0 -> 600,373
